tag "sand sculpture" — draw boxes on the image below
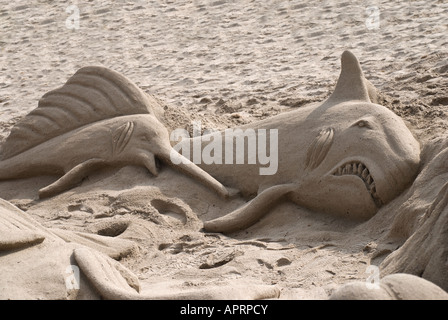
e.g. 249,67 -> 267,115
198,51 -> 421,232
1,51 -> 447,300
2,189 -> 447,299
0,51 -> 421,230
0,198 -> 279,299
376,137 -> 448,292
330,273 -> 448,300
0,67 -> 232,199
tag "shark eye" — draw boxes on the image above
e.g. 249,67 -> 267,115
354,120 -> 372,129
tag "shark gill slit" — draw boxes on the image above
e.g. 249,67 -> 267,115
305,127 -> 334,170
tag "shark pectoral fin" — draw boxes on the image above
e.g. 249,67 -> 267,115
203,183 -> 296,233
38,158 -> 106,199
0,230 -> 45,251
74,247 -> 142,300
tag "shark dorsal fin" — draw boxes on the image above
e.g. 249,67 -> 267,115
326,50 -> 372,104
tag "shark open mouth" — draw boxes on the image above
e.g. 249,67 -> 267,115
332,161 -> 383,207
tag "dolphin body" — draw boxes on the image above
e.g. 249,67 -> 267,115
0,113 -> 231,199
177,51 -> 421,232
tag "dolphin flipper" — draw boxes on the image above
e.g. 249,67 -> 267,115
203,184 -> 295,233
39,158 -> 106,198
138,150 -> 159,176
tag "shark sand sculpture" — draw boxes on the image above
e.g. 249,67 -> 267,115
191,51 -> 421,232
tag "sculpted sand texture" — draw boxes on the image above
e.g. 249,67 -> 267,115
0,50 -> 446,299
0,198 -> 279,299
330,273 -> 448,300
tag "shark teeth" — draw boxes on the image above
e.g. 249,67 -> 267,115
333,161 -> 383,207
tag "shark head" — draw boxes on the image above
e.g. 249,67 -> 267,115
293,51 -> 421,219
296,101 -> 421,219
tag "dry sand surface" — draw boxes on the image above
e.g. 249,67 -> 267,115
0,0 -> 447,299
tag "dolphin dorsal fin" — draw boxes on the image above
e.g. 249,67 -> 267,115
326,50 -> 372,104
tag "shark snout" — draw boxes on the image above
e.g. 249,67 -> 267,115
364,149 -> 420,206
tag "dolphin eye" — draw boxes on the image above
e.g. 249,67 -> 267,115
357,120 -> 367,127
138,133 -> 151,141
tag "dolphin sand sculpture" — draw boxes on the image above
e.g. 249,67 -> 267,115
185,51 -> 421,232
0,66 -> 232,199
